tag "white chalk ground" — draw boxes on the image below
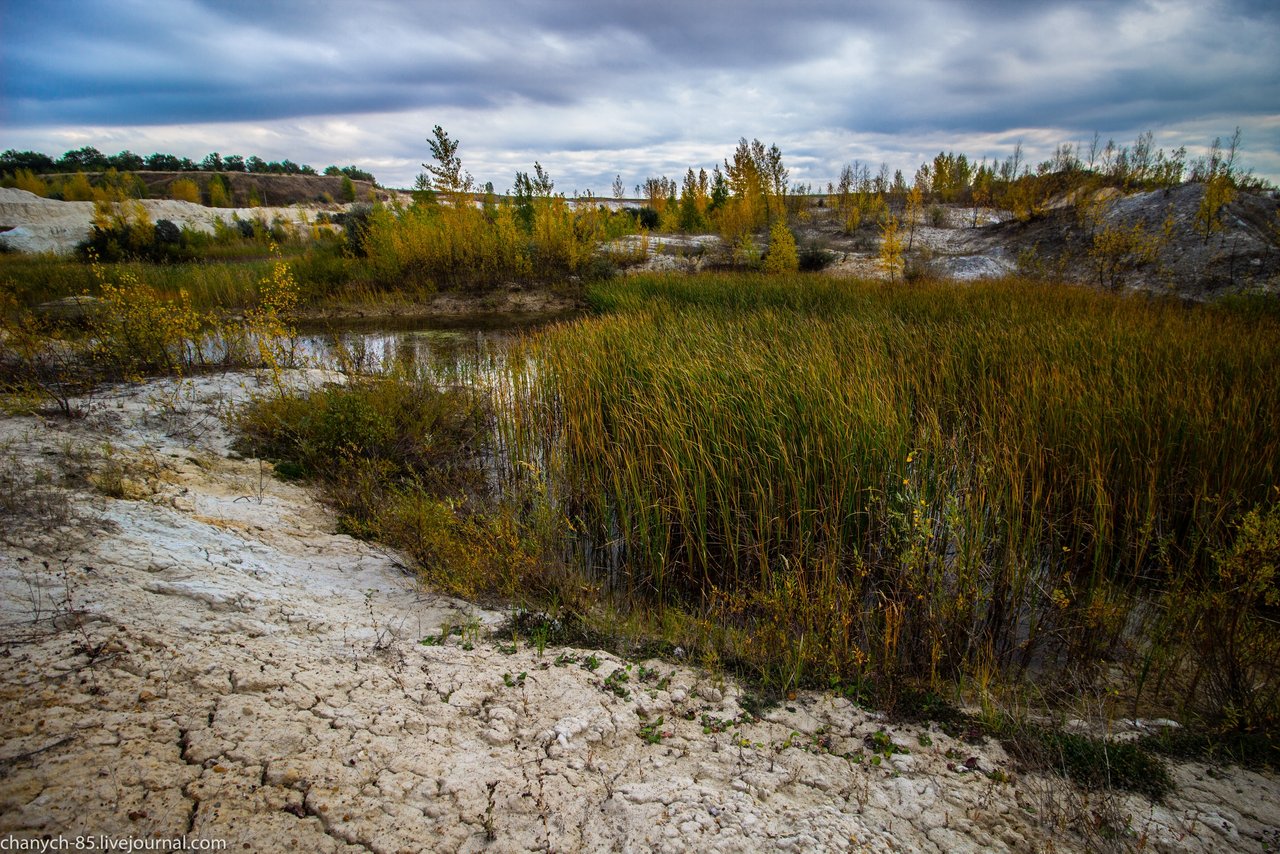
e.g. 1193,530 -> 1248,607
0,188 -> 325,255
1,371 -> 1277,852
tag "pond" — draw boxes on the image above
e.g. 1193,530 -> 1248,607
292,311 -> 576,380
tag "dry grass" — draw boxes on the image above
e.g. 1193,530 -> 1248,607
500,273 -> 1280,724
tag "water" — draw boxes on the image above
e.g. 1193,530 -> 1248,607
292,312 -> 571,381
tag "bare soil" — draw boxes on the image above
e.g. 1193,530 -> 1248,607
1,373 -> 1278,851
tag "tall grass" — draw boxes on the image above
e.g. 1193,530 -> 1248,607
503,274 -> 1280,722
356,196 -> 633,291
1,253 -> 273,310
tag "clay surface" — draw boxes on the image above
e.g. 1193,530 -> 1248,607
2,373 -> 1277,851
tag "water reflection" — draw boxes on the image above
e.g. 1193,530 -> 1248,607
294,312 -> 569,381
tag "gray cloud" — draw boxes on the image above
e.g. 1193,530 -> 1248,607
1,0 -> 1276,188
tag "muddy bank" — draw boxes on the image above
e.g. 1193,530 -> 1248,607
1,373 -> 1278,852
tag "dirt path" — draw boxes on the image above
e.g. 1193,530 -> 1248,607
1,373 -> 1276,852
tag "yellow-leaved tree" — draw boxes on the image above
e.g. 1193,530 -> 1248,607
763,220 -> 798,273
879,216 -> 904,282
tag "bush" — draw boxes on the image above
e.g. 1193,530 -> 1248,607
798,242 -> 835,272
169,179 -> 200,203
232,375 -> 554,598
762,221 -> 799,273
151,219 -> 181,248
635,207 -> 661,230
1154,500 -> 1280,731
62,172 -> 95,201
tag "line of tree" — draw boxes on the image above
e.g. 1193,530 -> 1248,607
0,146 -> 375,184
617,128 -> 1268,242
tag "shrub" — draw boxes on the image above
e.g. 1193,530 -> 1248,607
762,221 -> 798,273
80,200 -> 156,262
206,175 -> 232,208
62,172 -> 95,201
169,179 -> 200,203
1153,499 -> 1280,731
798,242 -> 835,272
85,258 -> 205,378
12,169 -> 49,197
635,207 -> 661,230
154,219 -> 181,246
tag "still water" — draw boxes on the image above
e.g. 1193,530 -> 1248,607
292,312 -> 572,380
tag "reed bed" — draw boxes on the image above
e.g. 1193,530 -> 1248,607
504,273 -> 1280,724
1,253 -> 272,310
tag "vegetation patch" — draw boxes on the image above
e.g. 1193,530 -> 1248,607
504,273 -> 1280,731
1005,726 -> 1173,802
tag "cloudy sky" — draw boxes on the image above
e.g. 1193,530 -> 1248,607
2,0 -> 1278,192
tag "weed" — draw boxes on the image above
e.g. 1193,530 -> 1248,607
602,665 -> 631,698
1004,725 -> 1172,801
866,729 -> 909,758
638,714 -> 668,744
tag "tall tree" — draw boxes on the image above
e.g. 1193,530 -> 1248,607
423,125 -> 474,200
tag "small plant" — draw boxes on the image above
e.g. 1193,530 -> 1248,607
638,714 -> 668,744
1005,726 -> 1172,801
602,665 -> 631,698
530,622 -> 550,658
580,654 -> 600,672
865,729 -> 909,758
460,617 -> 482,651
502,672 -> 526,688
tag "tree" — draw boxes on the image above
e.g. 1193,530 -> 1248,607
206,174 -> 232,207
169,179 -> 200,203
612,174 -> 625,200
879,216 -> 904,282
513,163 -> 555,230
0,149 -> 55,174
1196,172 -> 1235,244
200,152 -> 224,172
763,220 -> 798,273
904,183 -> 923,251
58,146 -> 107,171
423,125 -> 473,200
677,168 -> 710,232
223,155 -> 246,173
108,150 -> 144,172
62,172 -> 95,201
709,165 -> 729,213
1194,129 -> 1241,244
1088,217 -> 1168,290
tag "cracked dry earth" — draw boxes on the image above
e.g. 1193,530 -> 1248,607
2,373 -> 1278,852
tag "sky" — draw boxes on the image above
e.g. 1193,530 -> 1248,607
2,0 -> 1278,193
